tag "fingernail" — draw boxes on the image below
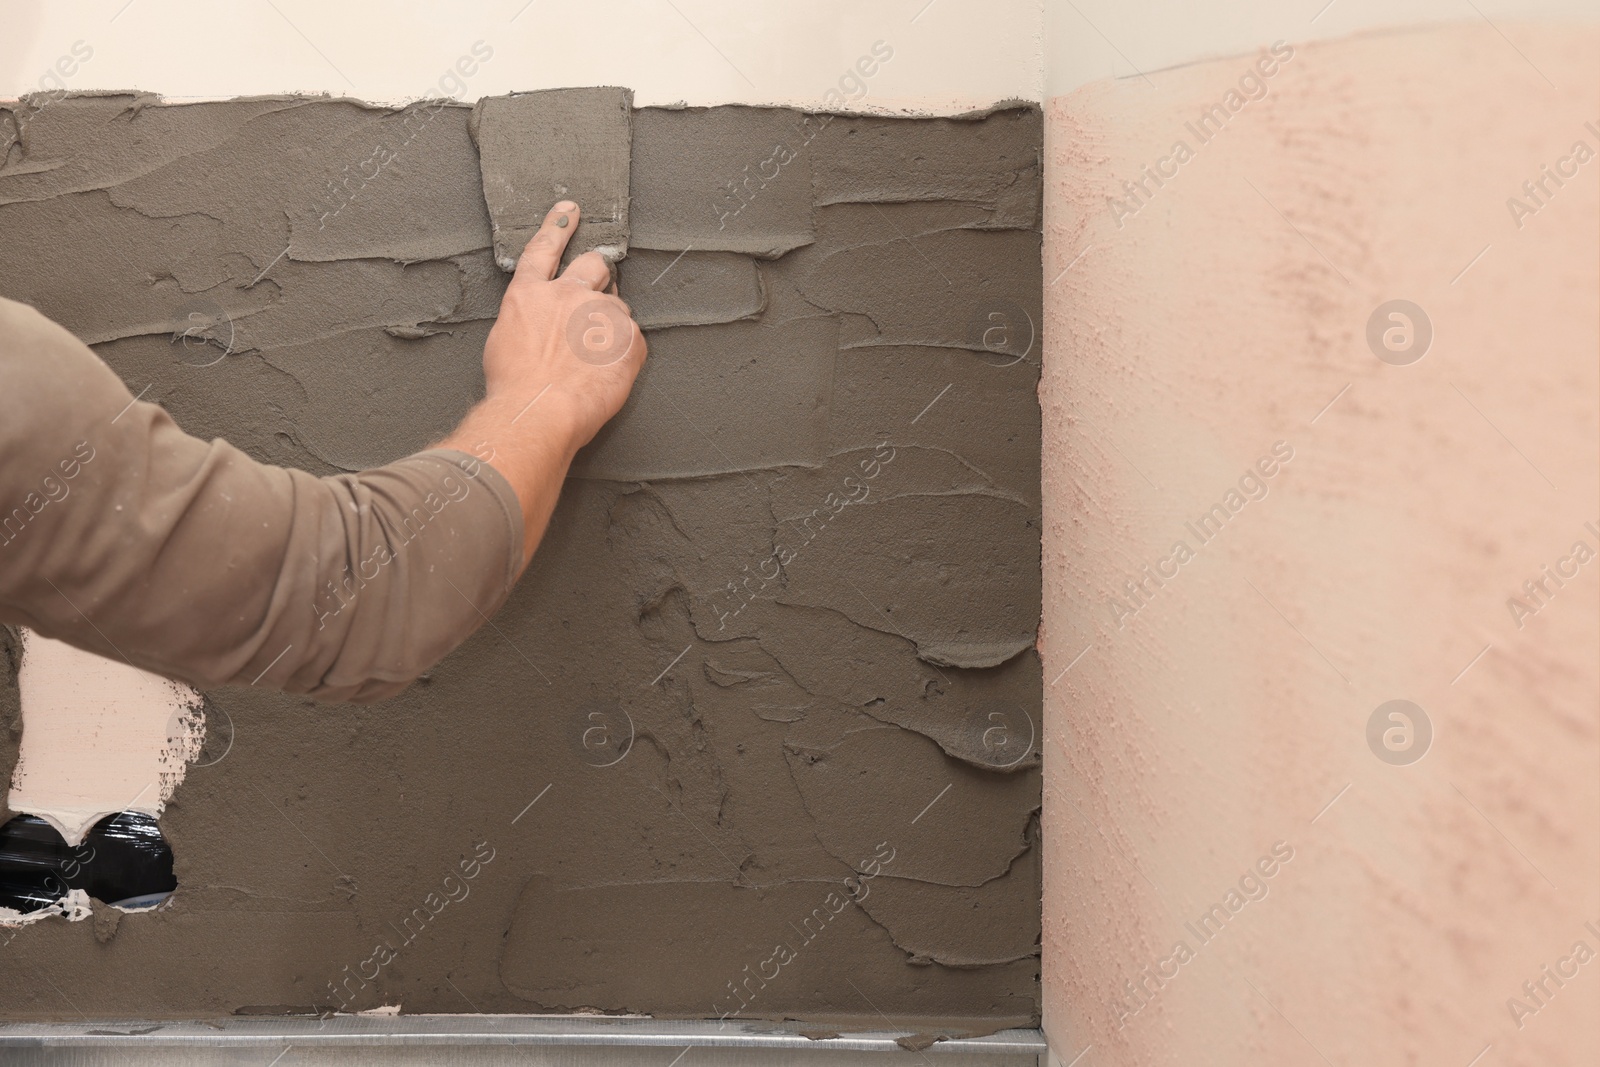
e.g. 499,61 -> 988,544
554,200 -> 577,212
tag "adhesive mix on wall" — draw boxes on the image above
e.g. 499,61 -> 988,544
0,90 -> 1043,1032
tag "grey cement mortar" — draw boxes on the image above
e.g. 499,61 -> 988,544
0,92 -> 1043,1038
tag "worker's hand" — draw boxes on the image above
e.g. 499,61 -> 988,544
442,201 -> 646,566
481,201 -> 647,457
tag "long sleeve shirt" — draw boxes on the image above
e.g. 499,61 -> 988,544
0,296 -> 524,703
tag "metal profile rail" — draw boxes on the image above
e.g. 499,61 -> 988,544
0,1016 -> 1049,1065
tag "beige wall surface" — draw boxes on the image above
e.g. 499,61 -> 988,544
1045,0 -> 1598,95
1042,20 -> 1598,1067
8,632 -> 200,849
0,0 -> 1043,112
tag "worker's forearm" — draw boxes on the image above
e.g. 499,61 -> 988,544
439,394 -> 583,568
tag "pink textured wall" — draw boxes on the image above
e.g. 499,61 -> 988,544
1042,22 -> 1598,1066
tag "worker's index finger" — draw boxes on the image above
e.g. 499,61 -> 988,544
512,201 -> 580,282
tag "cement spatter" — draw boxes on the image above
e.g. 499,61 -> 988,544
0,94 -> 1041,1031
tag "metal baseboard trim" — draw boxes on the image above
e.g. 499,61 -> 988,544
0,1016 -> 1047,1063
